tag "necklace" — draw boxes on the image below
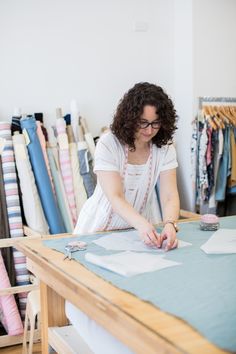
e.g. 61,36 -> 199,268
102,142 -> 153,231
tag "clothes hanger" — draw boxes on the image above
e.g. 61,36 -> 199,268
208,105 -> 222,129
218,106 -> 234,126
202,106 -> 217,130
214,106 -> 228,126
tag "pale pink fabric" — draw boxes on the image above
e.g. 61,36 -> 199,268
0,251 -> 23,335
56,118 -> 77,225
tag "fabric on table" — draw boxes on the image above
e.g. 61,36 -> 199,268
56,118 -> 77,226
20,117 -> 65,234
67,126 -> 87,215
36,121 -> 55,193
0,122 -> 29,318
47,147 -> 73,233
0,156 -> 16,286
13,133 -> 49,234
77,141 -> 96,199
44,216 -> 236,352
0,251 -> 23,335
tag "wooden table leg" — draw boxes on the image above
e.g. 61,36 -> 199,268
40,282 -> 68,353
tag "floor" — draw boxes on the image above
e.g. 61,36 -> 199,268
0,343 -> 41,354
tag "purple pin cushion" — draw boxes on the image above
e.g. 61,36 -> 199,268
200,214 -> 220,231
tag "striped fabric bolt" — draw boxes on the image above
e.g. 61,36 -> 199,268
0,122 -> 29,319
13,133 -> 49,234
56,118 -> 77,226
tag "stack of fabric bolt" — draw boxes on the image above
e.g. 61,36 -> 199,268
0,103 -> 97,333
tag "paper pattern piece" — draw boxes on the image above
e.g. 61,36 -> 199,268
85,251 -> 181,277
93,230 -> 191,252
201,229 -> 236,254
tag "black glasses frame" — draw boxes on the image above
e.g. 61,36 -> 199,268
138,120 -> 161,129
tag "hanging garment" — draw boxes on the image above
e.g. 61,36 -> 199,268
74,131 -> 177,234
67,125 -> 87,215
20,117 -> 65,234
56,118 -> 77,226
47,147 -> 73,233
12,133 -> 49,234
0,156 -> 16,286
215,127 -> 231,202
0,122 -> 29,318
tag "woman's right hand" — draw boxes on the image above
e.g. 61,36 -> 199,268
138,221 -> 161,248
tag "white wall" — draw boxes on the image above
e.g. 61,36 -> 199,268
0,0 -> 174,137
1,0 -> 236,211
193,0 -> 236,100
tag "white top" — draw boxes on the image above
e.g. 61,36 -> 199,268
74,131 -> 178,234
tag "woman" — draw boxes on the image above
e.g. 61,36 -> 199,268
74,82 -> 180,251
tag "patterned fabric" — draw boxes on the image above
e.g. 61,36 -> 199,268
56,118 -> 77,226
0,122 -> 29,318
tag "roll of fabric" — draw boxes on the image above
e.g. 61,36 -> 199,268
67,126 -> 87,215
77,141 -> 96,198
56,117 -> 77,226
80,117 -> 96,159
20,116 -> 65,234
13,133 -> 49,234
0,122 -> 29,318
36,121 -> 55,193
47,147 -> 73,233
0,155 -> 16,286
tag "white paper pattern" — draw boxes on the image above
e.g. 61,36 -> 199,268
93,230 -> 191,252
201,229 -> 236,254
85,251 -> 181,277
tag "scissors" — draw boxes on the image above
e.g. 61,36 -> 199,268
63,241 -> 87,260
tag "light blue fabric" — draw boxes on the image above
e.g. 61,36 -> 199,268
21,117 -> 65,234
78,149 -> 95,198
43,216 -> 236,352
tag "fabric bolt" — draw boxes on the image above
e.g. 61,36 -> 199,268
20,117 -> 65,234
0,122 -> 29,318
64,114 -> 71,125
74,132 -> 177,234
12,133 -> 49,234
45,215 -> 236,353
0,156 -> 16,286
11,116 -> 22,135
77,141 -> 96,199
67,126 -> 87,215
36,121 -> 55,193
47,147 -> 73,233
0,251 -> 23,335
56,118 -> 77,226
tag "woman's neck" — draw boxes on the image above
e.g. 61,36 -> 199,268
127,141 -> 151,165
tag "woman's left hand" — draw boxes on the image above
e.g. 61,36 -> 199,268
160,223 -> 178,251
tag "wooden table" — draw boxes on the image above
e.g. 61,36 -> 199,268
17,220 -> 227,354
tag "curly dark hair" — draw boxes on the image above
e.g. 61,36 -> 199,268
110,82 -> 177,150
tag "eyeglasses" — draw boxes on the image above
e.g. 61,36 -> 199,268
138,120 -> 161,129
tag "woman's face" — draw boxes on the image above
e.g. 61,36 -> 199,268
135,105 -> 161,145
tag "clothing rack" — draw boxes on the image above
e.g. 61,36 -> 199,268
199,96 -> 236,108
